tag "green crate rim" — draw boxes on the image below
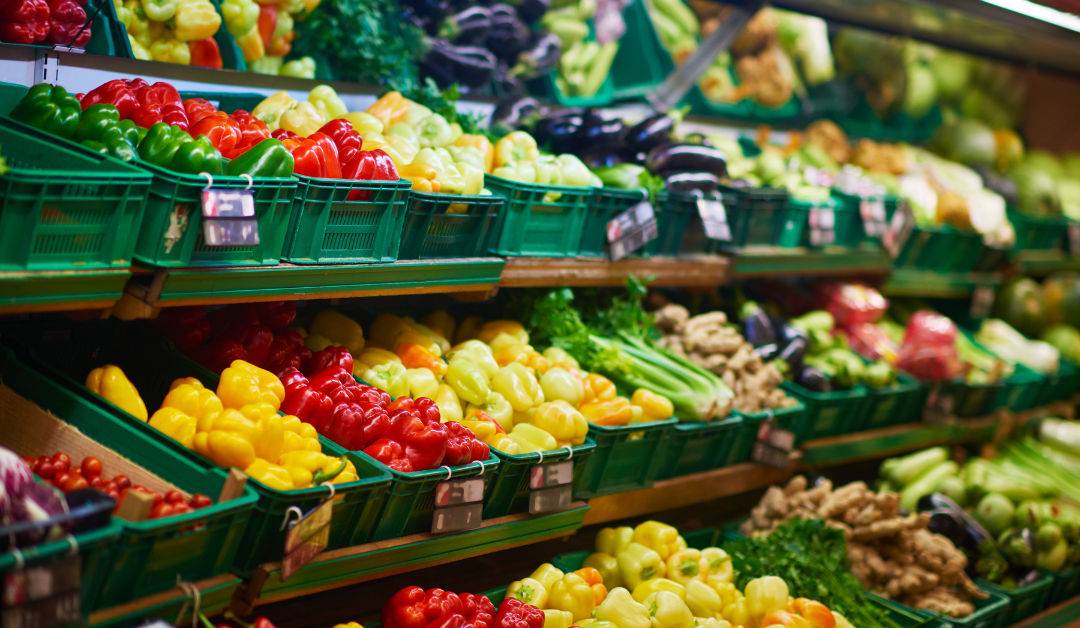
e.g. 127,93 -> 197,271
488,438 -> 597,467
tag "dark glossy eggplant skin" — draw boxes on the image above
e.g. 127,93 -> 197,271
753,343 -> 780,362
777,336 -> 808,370
486,4 -> 530,60
625,113 -> 675,153
796,365 -> 831,392
664,172 -> 720,194
577,146 -> 627,169
421,39 -> 497,90
532,111 -> 584,153
578,110 -> 625,148
514,31 -> 561,79
439,6 -> 492,44
742,302 -> 777,348
927,510 -> 969,548
490,96 -> 542,134
508,0 -> 549,23
645,143 -> 728,178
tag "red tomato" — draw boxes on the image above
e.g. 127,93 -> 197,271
103,480 -> 118,493
34,460 -> 55,479
69,466 -> 81,476
23,456 -> 36,466
81,457 -> 103,477
52,472 -> 71,488
164,490 -> 185,505
62,476 -> 89,492
88,476 -> 104,489
189,494 -> 213,509
105,490 -> 120,502
51,452 -> 70,466
52,457 -> 70,474
114,475 -> 131,490
172,503 -> 194,516
148,502 -> 175,520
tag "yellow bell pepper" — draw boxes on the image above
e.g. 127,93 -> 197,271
494,131 -> 540,169
466,391 -> 513,433
353,347 -> 401,375
406,368 -> 440,399
245,458 -> 294,490
278,450 -> 349,488
632,579 -> 686,604
280,101 -> 325,137
583,373 -> 618,405
366,91 -> 409,135
362,362 -> 409,399
455,162 -> 485,196
494,342 -> 530,367
304,334 -> 334,353
281,415 -> 321,454
513,407 -> 536,427
129,35 -> 152,60
684,581 -> 723,619
506,577 -> 549,608
632,389 -> 675,422
598,527 -> 636,556
543,347 -> 580,370
544,610 -> 575,628
745,577 -> 789,627
712,583 -> 739,610
422,310 -> 456,342
454,316 -> 483,344
508,423 -> 557,453
540,367 -> 584,407
400,163 -> 440,192
529,563 -> 565,591
392,328 -> 441,357
150,32 -> 192,64
448,341 -> 500,379
635,521 -> 681,561
477,320 -> 528,345
252,91 -> 297,131
193,408 -> 260,469
486,432 -> 523,455
434,384 -> 464,423
492,362 -> 544,412
406,320 -> 451,355
383,133 -> 420,165
280,57 -> 316,79
148,377 -> 223,448
308,85 -> 348,123
581,398 -> 634,427
333,622 -> 363,628
455,134 -> 494,173
85,365 -> 148,421
142,0 -> 176,21
595,588 -> 651,628
446,357 -> 491,406
337,111 -> 384,136
172,0 -> 221,41
584,553 -> 624,591
220,0 -> 258,36
460,410 -> 501,441
531,400 -> 588,446
234,27 -> 264,63
239,402 -> 284,464
412,148 -> 465,195
550,572 -> 597,620
618,543 -> 666,590
721,597 -> 750,628
218,360 -> 284,411
694,618 -> 730,628
666,550 -> 709,586
310,310 -> 365,356
643,591 -> 693,628
701,549 -> 733,585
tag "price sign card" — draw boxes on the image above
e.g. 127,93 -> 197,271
697,198 -> 732,242
860,198 -> 888,238
281,498 -> 332,581
432,477 -> 484,534
529,460 -> 574,515
970,285 -> 996,320
2,555 -> 80,628
883,200 -> 915,259
201,189 -> 259,246
750,418 -> 794,470
924,384 -> 956,425
808,206 -> 835,247
607,202 -> 658,261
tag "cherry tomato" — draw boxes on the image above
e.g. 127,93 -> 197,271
81,457 -> 103,477
106,489 -> 119,502
62,476 -> 89,493
114,475 -> 131,490
189,494 -> 213,509
172,503 -> 194,516
130,484 -> 148,493
69,466 -> 81,476
103,480 -> 118,493
34,460 -> 55,479
51,452 -> 70,465
38,455 -> 50,464
148,502 -> 174,520
52,472 -> 71,488
23,456 -> 36,466
164,490 -> 185,505
88,476 -> 104,489
52,457 -> 69,474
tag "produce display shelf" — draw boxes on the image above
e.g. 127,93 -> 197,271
730,247 -> 892,278
86,574 -> 240,628
1011,593 -> 1080,628
499,255 -> 732,288
1013,249 -> 1080,277
0,267 -> 132,313
243,505 -> 589,606
883,269 -> 1003,298
801,422 -> 953,467
581,455 -> 800,526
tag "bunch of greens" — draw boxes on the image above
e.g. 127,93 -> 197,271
291,0 -> 425,87
725,518 -> 899,628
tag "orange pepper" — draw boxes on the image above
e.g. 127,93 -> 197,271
792,599 -> 835,628
582,373 -> 617,405
397,342 -> 447,377
494,343 -> 530,367
580,397 -> 632,426
366,91 -> 409,133
454,134 -> 494,173
400,163 -> 440,193
573,568 -> 608,605
762,611 -> 810,628
525,348 -> 549,374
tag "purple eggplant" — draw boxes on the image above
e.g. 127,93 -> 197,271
438,5 -> 492,44
510,30 -> 561,79
421,39 -> 497,89
577,110 -> 625,148
625,113 -> 675,153
740,301 -> 776,348
645,143 -> 728,179
486,4 -> 530,60
401,0 -> 450,25
777,336 -> 808,370
490,96 -> 543,134
507,0 -> 549,23
796,365 -> 831,392
664,172 -> 720,194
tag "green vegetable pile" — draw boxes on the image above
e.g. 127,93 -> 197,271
725,518 -> 899,628
790,309 -> 897,389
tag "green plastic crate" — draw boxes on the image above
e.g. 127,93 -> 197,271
978,574 -> 1053,625
894,224 -> 982,273
0,82 -> 28,115
0,116 -> 151,271
398,191 -> 503,259
936,379 -> 1006,418
0,522 -> 121,615
1009,208 -> 1068,251
973,245 -> 1010,273
671,190 -> 737,255
655,417 -> 741,480
864,593 -> 944,628
726,403 -> 803,465
833,190 -> 898,244
485,175 -> 592,257
1036,359 -> 1080,406
283,176 -> 411,264
858,372 -> 927,432
0,319 -> 394,576
369,453 -> 500,541
916,588 -> 1010,628
717,185 -> 795,250
607,0 -> 674,101
780,382 -> 870,443
794,197 -> 859,248
103,0 -> 246,70
0,342 -> 260,606
991,363 -> 1044,413
133,161 -> 296,267
574,418 -> 676,498
178,91 -> 266,113
580,188 -> 647,257
1042,565 -> 1080,605
483,439 -> 596,519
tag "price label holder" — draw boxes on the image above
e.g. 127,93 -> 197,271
607,201 -> 658,261
1069,221 -> 1080,255
280,482 -> 334,581
432,462 -> 486,534
697,197 -> 732,242
970,284 -> 996,320
750,411 -> 794,470
201,174 -> 259,247
924,384 -> 956,425
529,448 -> 574,515
808,206 -> 835,247
860,197 -> 888,238
883,200 -> 915,259
2,540 -> 81,628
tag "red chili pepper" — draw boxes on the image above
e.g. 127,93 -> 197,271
150,306 -> 211,352
81,80 -> 139,119
185,339 -> 247,374
255,301 -> 295,329
228,110 -> 272,159
317,119 -> 362,165
493,598 -> 544,628
132,82 -> 189,131
190,111 -> 241,155
0,0 -> 50,45
45,0 -> 91,47
183,98 -> 220,126
189,37 -> 223,69
290,132 -> 342,179
307,346 -> 353,376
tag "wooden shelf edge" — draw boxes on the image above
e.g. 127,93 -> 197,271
86,574 -> 239,627
500,255 -> 732,288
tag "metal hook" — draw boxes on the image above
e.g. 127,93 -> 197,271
279,505 -> 303,531
320,481 -> 336,501
64,535 -> 78,556
564,445 -> 573,460
200,172 -> 214,190
240,173 -> 253,190
474,458 -> 486,476
440,465 -> 452,481
536,449 -> 545,465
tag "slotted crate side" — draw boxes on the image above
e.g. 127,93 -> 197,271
398,191 -> 503,259
486,176 -> 591,257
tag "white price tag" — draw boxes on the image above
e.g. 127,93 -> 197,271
750,416 -> 794,470
529,460 -> 574,515
697,199 -> 732,242
970,285 -> 996,320
883,200 -> 915,258
281,496 -> 332,581
2,555 -> 81,628
861,198 -> 888,237
432,477 -> 485,534
808,207 -> 835,247
201,188 -> 259,246
607,202 -> 658,261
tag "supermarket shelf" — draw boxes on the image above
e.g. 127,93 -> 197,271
242,505 -> 589,607
801,422 -> 953,467
581,455 -> 801,526
1014,250 -> 1080,276
499,255 -> 732,288
0,268 -> 131,314
731,247 -> 891,278
87,574 -> 240,628
1013,593 -> 1080,628
882,268 -> 1003,298
773,0 -> 1080,78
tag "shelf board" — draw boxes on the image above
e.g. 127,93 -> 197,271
244,505 -> 589,607
1013,593 -> 1080,628
731,247 -> 892,278
0,267 -> 131,314
87,574 -> 239,628
1014,249 -> 1080,276
499,255 -> 731,288
883,268 -> 1002,298
581,455 -> 801,526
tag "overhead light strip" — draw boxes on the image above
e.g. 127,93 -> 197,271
979,0 -> 1080,33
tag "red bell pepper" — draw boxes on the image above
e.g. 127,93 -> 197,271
445,421 -> 489,466
308,365 -> 359,405
377,407 -> 447,471
280,368 -> 334,424
366,439 -> 412,472
190,111 -> 241,155
0,0 -> 50,45
307,346 -> 354,376
183,98 -> 220,126
317,119 -> 362,166
384,588 -> 468,628
132,82 -> 189,132
81,79 -> 139,119
290,132 -> 342,179
493,598 -> 544,628
219,322 -> 273,368
323,399 -> 389,451
228,111 -> 272,159
189,37 -> 223,69
271,128 -> 298,141
257,3 -> 276,44
254,300 -> 295,329
265,340 -> 301,377
461,594 -> 495,628
185,339 -> 247,374
343,149 -> 399,200
46,0 -> 90,47
281,366 -> 390,449
208,303 -> 260,338
151,306 -> 211,352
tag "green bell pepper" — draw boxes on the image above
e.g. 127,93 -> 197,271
139,122 -> 191,169
81,138 -> 137,162
172,134 -> 224,176
118,119 -> 147,148
224,138 -> 294,177
74,104 -> 122,144
10,84 -> 81,140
